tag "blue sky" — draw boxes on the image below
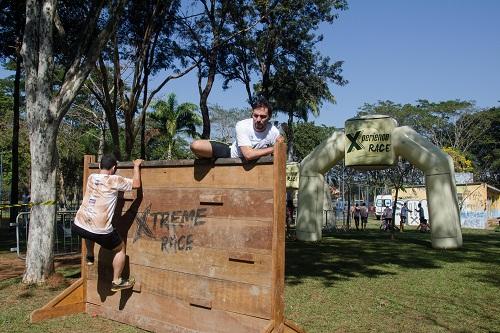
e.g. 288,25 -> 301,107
3,1 -> 498,129
166,0 -> 500,128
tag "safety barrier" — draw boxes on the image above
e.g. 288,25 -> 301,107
10,210 -> 80,258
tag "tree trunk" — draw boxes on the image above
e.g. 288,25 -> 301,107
140,55 -> 149,159
98,115 -> 106,161
346,187 -> 351,230
107,110 -> 121,160
286,112 -> 294,162
167,142 -> 172,160
58,170 -> 67,209
391,187 -> 399,240
21,0 -> 125,284
23,123 -> 58,283
199,51 -> 217,139
10,54 -> 22,225
125,116 -> 135,160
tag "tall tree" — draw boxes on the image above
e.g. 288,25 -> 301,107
0,0 -> 26,224
221,0 -> 348,159
358,100 -> 490,155
90,0 -> 199,160
469,107 -> 500,187
21,0 -> 125,283
209,104 -> 249,143
291,121 -> 336,161
177,0 -> 237,139
149,93 -> 201,160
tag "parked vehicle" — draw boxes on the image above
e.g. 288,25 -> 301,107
375,195 -> 392,220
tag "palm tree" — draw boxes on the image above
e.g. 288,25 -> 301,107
149,93 -> 201,160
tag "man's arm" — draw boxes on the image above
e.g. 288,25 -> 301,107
132,159 -> 143,188
239,135 -> 285,161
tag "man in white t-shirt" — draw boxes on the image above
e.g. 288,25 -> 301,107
72,154 -> 143,292
190,95 -> 283,160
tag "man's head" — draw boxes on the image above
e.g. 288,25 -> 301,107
100,154 -> 118,174
251,95 -> 271,132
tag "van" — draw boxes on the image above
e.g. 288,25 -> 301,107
375,195 -> 392,220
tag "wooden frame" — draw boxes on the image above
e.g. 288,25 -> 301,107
31,142 -> 305,333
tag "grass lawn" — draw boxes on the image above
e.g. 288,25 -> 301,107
285,224 -> 500,333
1,223 -> 499,333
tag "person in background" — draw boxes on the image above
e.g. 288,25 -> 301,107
353,203 -> 361,231
400,202 -> 411,232
360,202 -> 369,231
415,203 -> 430,232
382,204 -> 393,230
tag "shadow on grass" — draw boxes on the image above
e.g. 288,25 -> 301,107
285,228 -> 500,288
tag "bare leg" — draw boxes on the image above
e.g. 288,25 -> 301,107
85,239 -> 94,254
190,140 -> 214,158
112,242 -> 126,282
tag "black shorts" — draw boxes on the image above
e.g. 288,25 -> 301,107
210,141 -> 231,158
72,222 -> 122,250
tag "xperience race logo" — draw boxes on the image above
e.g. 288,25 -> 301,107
346,130 -> 363,153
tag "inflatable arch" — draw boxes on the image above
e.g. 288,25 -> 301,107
296,115 -> 463,249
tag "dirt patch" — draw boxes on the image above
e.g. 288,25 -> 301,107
0,253 -> 25,281
0,252 -> 81,282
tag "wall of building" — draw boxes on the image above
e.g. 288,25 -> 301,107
393,183 -> 499,229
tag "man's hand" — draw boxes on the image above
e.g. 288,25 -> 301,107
132,159 -> 143,188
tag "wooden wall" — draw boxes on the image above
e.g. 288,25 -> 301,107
32,142 -> 303,333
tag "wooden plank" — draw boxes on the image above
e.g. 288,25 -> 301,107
124,216 -> 273,253
112,164 -> 274,190
89,156 -> 274,169
271,142 -> 286,329
30,278 -> 85,322
120,188 -> 274,220
86,287 -> 271,333
82,155 -> 96,302
284,320 -> 307,333
31,303 -> 86,323
110,240 -> 272,286
88,157 -> 274,169
263,321 -> 275,333
87,264 -> 271,319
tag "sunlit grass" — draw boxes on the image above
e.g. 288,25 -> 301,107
0,224 -> 498,333
285,226 -> 500,333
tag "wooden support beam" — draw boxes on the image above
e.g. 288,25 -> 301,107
271,142 -> 287,333
30,278 -> 85,322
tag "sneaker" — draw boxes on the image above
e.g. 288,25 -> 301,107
111,277 -> 135,292
86,255 -> 95,266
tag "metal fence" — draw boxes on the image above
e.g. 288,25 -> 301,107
10,210 -> 81,258
324,208 -> 350,232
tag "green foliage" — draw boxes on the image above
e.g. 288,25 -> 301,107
292,122 -> 335,161
209,104 -> 249,143
442,147 -> 474,172
148,93 -> 201,160
222,0 -> 348,121
469,107 -> 500,186
358,100 -> 497,186
0,78 -> 30,199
